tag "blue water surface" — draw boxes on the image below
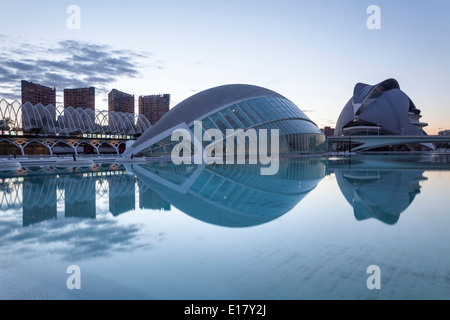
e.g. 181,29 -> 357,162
0,154 -> 449,300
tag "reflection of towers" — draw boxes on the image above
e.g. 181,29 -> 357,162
63,175 -> 96,219
138,181 -> 170,211
109,175 -> 136,216
22,176 -> 57,227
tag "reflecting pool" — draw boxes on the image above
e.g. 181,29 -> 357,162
0,154 -> 449,299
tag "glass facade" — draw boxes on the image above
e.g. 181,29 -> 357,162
137,95 -> 327,156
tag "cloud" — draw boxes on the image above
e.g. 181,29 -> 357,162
0,37 -> 158,101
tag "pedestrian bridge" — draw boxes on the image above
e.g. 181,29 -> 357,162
328,135 -> 450,152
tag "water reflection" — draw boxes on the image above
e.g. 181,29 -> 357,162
132,158 -> 327,228
0,159 -> 327,231
1,156 -> 450,299
0,165 -> 171,225
0,165 -> 154,262
2,155 -> 449,231
330,154 -> 450,225
335,169 -> 426,225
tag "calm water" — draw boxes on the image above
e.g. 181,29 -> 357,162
0,154 -> 449,300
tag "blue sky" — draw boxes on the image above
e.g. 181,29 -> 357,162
0,0 -> 449,133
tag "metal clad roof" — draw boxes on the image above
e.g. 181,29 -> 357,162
131,84 -> 286,149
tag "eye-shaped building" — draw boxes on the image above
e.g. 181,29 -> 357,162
124,84 -> 327,157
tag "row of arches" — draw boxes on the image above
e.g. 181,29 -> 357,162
0,100 -> 152,136
0,138 -> 126,156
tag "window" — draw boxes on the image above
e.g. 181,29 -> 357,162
210,113 -> 230,132
220,109 -> 242,129
238,103 -> 261,124
230,106 -> 252,128
245,100 -> 269,122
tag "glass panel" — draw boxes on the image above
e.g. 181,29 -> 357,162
199,175 -> 223,198
202,117 -> 218,130
238,103 -> 261,124
220,109 -> 240,129
253,98 -> 274,120
211,180 -> 233,202
246,100 -> 270,122
221,184 -> 243,208
210,113 -> 230,132
261,98 -> 280,120
190,172 -> 212,193
230,106 -> 252,128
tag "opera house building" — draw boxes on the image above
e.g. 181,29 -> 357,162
335,79 -> 433,151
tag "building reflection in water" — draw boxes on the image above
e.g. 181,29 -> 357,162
331,156 -> 430,225
23,176 -> 57,226
0,159 -> 328,228
139,180 -> 171,211
0,165 -> 138,226
132,158 -> 327,228
64,174 -> 96,220
1,154 -> 445,228
108,174 -> 136,217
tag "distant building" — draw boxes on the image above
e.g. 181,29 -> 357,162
108,89 -> 135,114
21,80 -> 56,107
439,130 -> 450,136
138,94 -> 170,125
64,87 -> 95,111
335,78 -> 433,151
21,80 -> 57,132
321,126 -> 335,136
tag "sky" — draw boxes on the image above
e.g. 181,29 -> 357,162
0,0 -> 449,133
